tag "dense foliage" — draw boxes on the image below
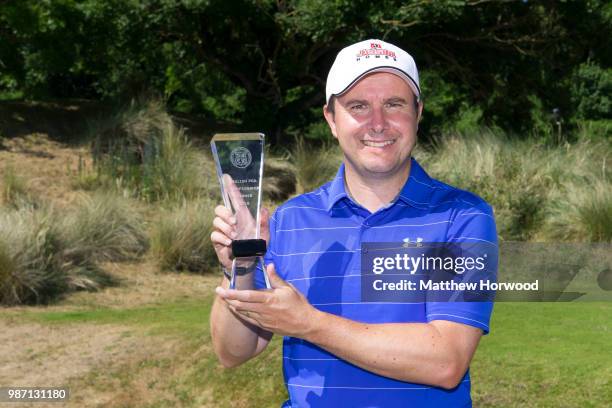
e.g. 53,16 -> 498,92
1,0 -> 610,144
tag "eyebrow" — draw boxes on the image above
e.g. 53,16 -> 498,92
342,99 -> 369,106
342,97 -> 410,106
385,97 -> 409,104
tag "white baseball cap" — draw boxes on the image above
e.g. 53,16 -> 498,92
325,39 -> 420,105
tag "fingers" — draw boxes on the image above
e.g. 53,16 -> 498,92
211,205 -> 236,268
215,205 -> 236,225
224,298 -> 262,314
210,230 -> 232,270
222,174 -> 247,211
211,230 -> 232,248
266,263 -> 287,289
218,290 -> 267,327
213,216 -> 236,240
216,286 -> 268,303
212,205 -> 235,244
224,301 -> 263,327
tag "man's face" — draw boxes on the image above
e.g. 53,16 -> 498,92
323,72 -> 421,180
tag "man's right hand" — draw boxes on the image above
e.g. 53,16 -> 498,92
210,175 -> 270,270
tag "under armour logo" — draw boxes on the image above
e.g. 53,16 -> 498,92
402,237 -> 424,247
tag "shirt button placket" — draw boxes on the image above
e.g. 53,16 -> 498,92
360,218 -> 372,246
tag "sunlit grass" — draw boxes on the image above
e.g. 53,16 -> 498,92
472,302 -> 612,407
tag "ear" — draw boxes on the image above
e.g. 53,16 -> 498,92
417,101 -> 424,124
323,104 -> 339,140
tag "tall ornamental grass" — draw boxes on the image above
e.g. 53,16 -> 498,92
60,193 -> 149,262
416,132 -> 611,242
0,193 -> 148,305
543,178 -> 611,242
284,131 -> 609,242
87,99 -> 214,202
0,207 -> 67,305
150,199 -> 217,272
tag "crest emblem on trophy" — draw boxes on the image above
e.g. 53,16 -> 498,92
230,147 -> 252,169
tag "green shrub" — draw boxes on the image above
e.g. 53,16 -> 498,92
142,122 -> 212,202
570,61 -> 612,122
576,120 -> 611,142
418,70 -> 468,137
301,120 -> 335,142
150,199 -> 217,272
526,94 -> 556,141
447,103 -> 484,136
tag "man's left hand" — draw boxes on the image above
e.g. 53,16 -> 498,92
215,264 -> 319,338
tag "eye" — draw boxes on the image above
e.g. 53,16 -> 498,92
349,103 -> 367,112
385,101 -> 405,109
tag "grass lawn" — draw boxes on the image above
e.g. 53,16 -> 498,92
472,303 -> 612,407
3,285 -> 609,407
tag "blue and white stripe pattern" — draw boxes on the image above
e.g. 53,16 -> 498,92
255,157 -> 498,408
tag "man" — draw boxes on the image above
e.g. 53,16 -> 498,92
210,39 -> 497,407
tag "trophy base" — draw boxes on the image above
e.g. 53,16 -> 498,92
229,257 -> 271,290
231,239 -> 267,258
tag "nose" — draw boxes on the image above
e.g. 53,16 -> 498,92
369,104 -> 388,134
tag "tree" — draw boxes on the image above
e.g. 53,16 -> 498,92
1,0 -> 610,144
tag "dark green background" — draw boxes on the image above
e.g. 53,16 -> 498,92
1,0 -> 610,144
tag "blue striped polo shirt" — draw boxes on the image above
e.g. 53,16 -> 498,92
255,157 -> 497,408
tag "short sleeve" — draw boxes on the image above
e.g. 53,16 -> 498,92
426,202 -> 498,334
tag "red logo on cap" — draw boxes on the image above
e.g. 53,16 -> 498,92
356,45 -> 397,61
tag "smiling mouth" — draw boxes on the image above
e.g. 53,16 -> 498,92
361,139 -> 396,148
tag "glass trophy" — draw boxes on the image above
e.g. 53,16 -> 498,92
210,133 -> 270,289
